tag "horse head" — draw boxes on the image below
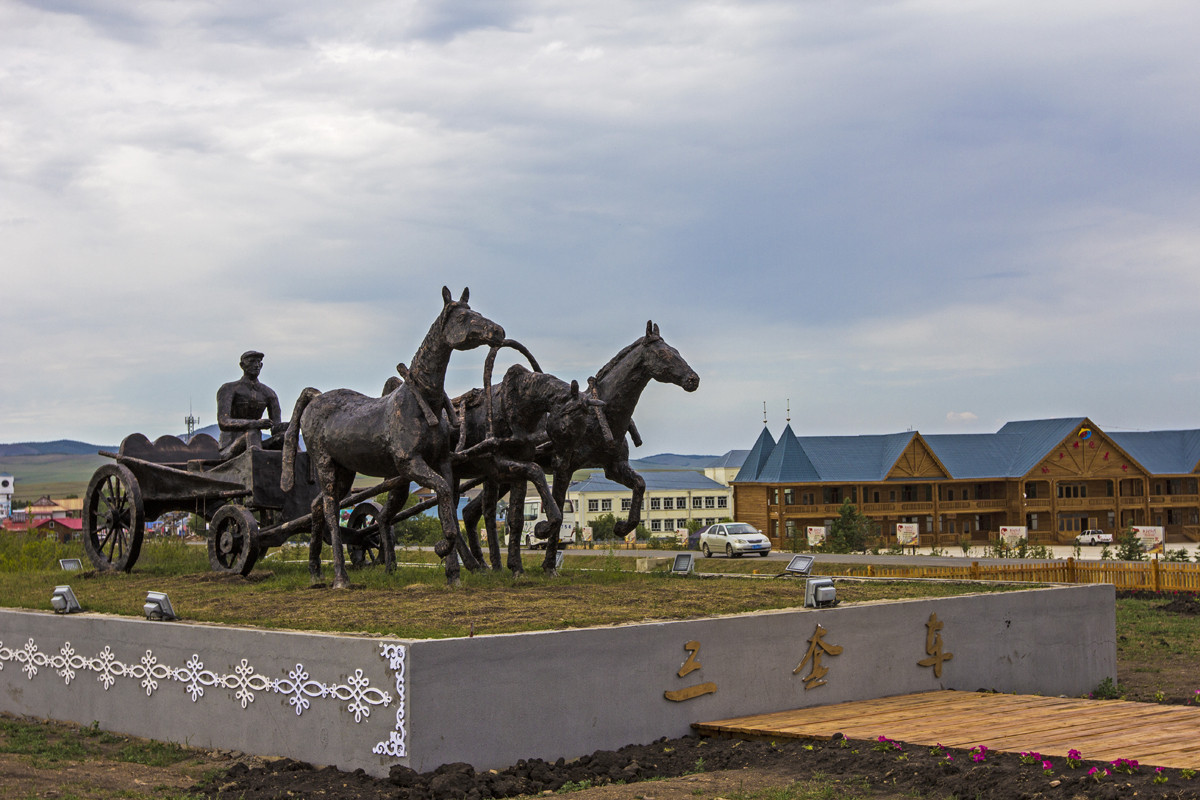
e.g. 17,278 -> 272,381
439,286 -> 506,351
638,320 -> 700,393
547,378 -> 608,446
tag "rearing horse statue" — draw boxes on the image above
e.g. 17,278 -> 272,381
281,287 -> 505,587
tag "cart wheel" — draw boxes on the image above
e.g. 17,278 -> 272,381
83,464 -> 145,572
347,501 -> 385,568
208,505 -> 260,576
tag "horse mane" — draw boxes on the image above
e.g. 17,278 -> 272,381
593,337 -> 645,382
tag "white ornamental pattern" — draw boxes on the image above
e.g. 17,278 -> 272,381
372,643 -> 407,757
0,636 -> 407,755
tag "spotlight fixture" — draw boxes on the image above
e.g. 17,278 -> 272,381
50,585 -> 81,614
555,549 -> 566,570
804,577 -> 838,608
143,591 -> 177,621
779,554 -> 814,578
58,558 -> 83,571
670,552 -> 695,575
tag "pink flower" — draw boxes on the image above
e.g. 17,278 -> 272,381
1068,749 -> 1082,760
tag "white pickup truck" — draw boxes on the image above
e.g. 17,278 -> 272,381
1075,529 -> 1112,545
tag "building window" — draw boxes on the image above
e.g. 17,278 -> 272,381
601,499 -> 612,511
1058,483 -> 1086,499
692,497 -> 703,509
563,501 -> 573,513
717,496 -> 727,508
650,519 -> 661,532
587,499 -> 599,512
803,492 -> 816,505
704,496 -> 715,509
621,498 -> 632,511
662,497 -> 673,510
677,497 -> 687,509
871,491 -> 879,504
705,518 -> 715,525
650,497 -> 661,510
889,490 -> 896,502
783,488 -> 794,505
771,489 -> 779,505
946,489 -> 954,501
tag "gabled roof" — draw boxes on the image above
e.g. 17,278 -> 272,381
995,418 -> 1088,476
756,425 -> 820,483
734,427 -> 776,482
1109,430 -> 1200,475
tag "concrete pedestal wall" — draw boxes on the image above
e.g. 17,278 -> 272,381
0,584 -> 1115,776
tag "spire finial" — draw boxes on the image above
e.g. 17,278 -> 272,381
762,401 -> 768,426
786,398 -> 791,423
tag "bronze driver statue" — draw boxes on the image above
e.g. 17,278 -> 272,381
217,350 -> 287,458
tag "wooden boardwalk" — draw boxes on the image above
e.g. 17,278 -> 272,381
695,691 -> 1200,769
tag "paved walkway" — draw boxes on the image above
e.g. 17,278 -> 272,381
695,690 -> 1200,769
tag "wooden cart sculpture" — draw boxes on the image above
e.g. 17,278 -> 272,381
81,431 -> 394,576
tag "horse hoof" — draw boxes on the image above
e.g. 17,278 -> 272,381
433,540 -> 452,558
333,579 -> 351,590
543,567 -> 558,578
447,576 -> 462,587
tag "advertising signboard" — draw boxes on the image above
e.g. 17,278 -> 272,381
896,523 -> 919,545
807,526 -> 827,547
1000,526 -> 1028,547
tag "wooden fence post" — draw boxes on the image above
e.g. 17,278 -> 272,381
1153,557 -> 1160,592
970,561 -> 980,581
1067,556 -> 1076,584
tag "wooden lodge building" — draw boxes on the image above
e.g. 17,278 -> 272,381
732,417 -> 1200,547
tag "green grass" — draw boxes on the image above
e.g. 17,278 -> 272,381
0,453 -> 109,501
0,535 -> 1030,639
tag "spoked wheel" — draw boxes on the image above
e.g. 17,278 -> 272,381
208,504 -> 260,576
347,501 -> 385,568
83,464 -> 145,572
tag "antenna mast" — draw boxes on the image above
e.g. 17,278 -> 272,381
184,401 -> 199,443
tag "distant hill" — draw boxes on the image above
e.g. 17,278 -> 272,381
0,440 -> 113,457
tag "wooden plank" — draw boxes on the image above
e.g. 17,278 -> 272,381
694,691 -> 1200,770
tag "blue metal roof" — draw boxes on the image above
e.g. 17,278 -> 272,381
1109,430 -> 1200,475
734,427 -> 776,482
923,433 -> 1024,479
570,471 -> 729,493
995,418 -> 1088,476
799,432 -> 916,482
756,425 -> 820,483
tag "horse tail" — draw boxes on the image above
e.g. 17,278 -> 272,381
281,388 -> 320,492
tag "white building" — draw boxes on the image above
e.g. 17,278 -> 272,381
0,474 -> 12,520
538,471 -> 735,534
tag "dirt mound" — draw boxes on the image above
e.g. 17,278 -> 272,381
192,733 -> 1200,799
1157,595 -> 1200,615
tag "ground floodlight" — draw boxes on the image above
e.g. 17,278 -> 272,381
143,591 -> 177,621
51,585 -> 81,614
804,577 -> 838,608
671,552 -> 695,575
555,549 -> 566,569
782,555 -> 815,578
58,558 -> 83,571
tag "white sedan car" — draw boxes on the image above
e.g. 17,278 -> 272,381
700,522 -> 772,558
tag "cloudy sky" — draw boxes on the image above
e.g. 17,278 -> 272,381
3,1 -> 1199,454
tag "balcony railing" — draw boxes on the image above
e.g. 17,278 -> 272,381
1150,494 -> 1200,505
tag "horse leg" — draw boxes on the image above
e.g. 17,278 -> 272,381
326,469 -> 355,589
409,460 -> 469,585
607,459 -> 646,538
459,485 -> 489,568
506,481 -> 526,576
308,493 -> 326,586
379,483 -> 408,574
481,480 -> 502,571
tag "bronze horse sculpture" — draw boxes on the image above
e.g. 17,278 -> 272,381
451,355 -> 606,575
462,321 -> 699,573
281,287 -> 505,587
